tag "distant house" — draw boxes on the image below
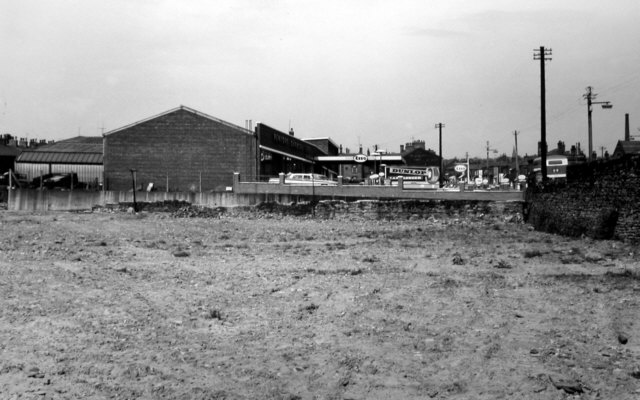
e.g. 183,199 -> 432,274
612,140 -> 640,159
402,147 -> 441,167
15,136 -> 103,186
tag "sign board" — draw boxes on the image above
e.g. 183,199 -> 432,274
454,164 -> 467,173
353,154 -> 368,163
474,177 -> 482,185
386,166 -> 439,184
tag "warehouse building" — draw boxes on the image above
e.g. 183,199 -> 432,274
256,124 -> 338,179
103,106 -> 258,192
14,136 -> 103,187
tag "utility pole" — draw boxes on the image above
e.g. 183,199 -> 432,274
435,123 -> 445,187
534,46 -> 552,180
513,130 -> 520,176
583,86 -> 612,161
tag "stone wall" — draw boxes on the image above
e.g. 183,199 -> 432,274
525,155 -> 640,242
155,199 -> 524,223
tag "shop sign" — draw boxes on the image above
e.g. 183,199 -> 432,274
454,164 -> 467,172
353,154 -> 368,163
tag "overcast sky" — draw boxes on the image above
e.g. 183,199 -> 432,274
2,0 -> 640,158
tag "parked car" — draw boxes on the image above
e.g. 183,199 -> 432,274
268,173 -> 337,186
29,173 -> 80,190
0,172 -> 28,188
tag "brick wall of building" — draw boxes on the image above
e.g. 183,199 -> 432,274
104,108 -> 257,191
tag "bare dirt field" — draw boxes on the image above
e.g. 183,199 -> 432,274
1,210 -> 639,399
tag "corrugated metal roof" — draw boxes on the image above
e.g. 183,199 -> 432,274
17,137 -> 103,164
17,151 -> 103,164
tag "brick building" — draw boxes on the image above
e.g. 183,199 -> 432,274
103,106 -> 257,191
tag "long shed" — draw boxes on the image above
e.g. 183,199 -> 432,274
15,136 -> 103,187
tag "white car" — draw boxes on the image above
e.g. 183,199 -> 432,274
268,173 -> 337,186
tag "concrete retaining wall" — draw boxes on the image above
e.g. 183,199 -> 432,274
6,189 -> 243,211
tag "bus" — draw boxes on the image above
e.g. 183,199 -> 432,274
532,155 -> 568,180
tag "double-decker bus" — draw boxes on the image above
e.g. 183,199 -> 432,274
532,155 -> 568,180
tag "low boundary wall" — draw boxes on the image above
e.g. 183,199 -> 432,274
6,189 -> 243,211
5,172 -> 524,212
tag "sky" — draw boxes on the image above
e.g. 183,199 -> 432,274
2,0 -> 640,159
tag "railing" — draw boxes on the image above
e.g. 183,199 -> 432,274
233,173 -> 525,202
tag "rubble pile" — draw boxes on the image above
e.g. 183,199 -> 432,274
171,205 -> 225,218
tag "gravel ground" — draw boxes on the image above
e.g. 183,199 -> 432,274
0,210 -> 639,399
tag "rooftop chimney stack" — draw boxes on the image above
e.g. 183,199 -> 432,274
625,113 -> 630,141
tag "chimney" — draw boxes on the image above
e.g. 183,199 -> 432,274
400,144 -> 405,153
289,128 -> 294,136
19,138 -> 27,147
339,144 -> 343,154
625,113 -> 630,141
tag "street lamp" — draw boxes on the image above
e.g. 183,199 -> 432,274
584,86 -> 612,161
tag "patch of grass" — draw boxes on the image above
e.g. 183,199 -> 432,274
452,253 -> 465,265
204,309 -> 224,321
523,249 -> 543,258
325,242 -> 347,251
494,259 -> 513,269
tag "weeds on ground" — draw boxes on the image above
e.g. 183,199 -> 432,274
523,249 -> 543,258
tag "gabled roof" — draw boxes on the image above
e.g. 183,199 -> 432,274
0,144 -> 21,157
613,140 -> 640,158
16,136 -> 103,164
103,105 -> 253,137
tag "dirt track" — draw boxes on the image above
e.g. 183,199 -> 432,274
1,210 -> 639,399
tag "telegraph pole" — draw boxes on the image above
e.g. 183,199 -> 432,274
435,123 -> 445,187
513,130 -> 520,176
534,46 -> 552,180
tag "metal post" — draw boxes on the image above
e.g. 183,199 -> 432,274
435,123 -> 445,187
130,169 -> 137,212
